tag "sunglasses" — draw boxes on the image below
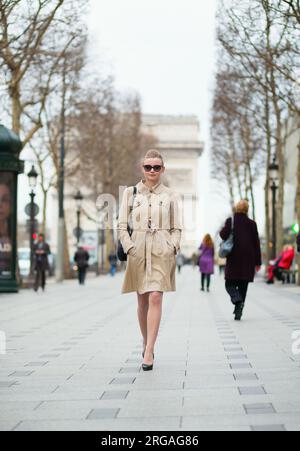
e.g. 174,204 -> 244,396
143,165 -> 163,173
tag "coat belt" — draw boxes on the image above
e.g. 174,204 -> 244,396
145,229 -> 156,276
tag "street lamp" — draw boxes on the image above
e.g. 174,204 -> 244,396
74,190 -> 83,246
27,165 -> 38,274
269,157 -> 279,259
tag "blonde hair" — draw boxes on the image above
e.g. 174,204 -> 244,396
203,234 -> 214,248
235,200 -> 249,214
143,149 -> 164,166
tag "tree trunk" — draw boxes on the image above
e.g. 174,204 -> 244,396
228,129 -> 243,199
247,162 -> 256,221
275,128 -> 285,255
63,220 -> 71,279
41,188 -> 48,236
226,157 -> 235,210
10,79 -> 22,135
264,89 -> 272,268
269,63 -> 284,255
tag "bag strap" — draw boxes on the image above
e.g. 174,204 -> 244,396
231,215 -> 235,233
129,186 -> 137,213
127,186 -> 137,231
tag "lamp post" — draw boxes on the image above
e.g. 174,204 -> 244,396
269,157 -> 279,260
74,190 -> 83,246
27,165 -> 38,275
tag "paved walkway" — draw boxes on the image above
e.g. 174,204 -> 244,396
0,267 -> 300,431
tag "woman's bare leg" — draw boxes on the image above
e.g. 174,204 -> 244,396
137,293 -> 149,351
143,291 -> 163,365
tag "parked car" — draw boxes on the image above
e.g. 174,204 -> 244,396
18,248 -> 30,277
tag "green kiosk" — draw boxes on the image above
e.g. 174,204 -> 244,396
0,124 -> 24,293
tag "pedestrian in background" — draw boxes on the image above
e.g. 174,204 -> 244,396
266,245 -> 295,284
33,233 -> 51,292
191,252 -> 199,270
74,246 -> 90,285
220,200 -> 261,321
108,251 -> 118,277
297,233 -> 300,253
176,252 -> 185,274
217,255 -> 227,276
118,149 -> 182,372
199,234 -> 215,292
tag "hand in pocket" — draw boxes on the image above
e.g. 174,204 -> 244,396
128,247 -> 137,257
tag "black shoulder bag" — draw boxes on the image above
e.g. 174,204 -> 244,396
117,186 -> 137,262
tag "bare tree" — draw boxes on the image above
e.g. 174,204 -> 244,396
211,66 -> 263,219
0,0 -> 87,145
214,0 -> 299,266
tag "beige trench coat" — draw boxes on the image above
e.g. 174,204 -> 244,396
118,181 -> 182,294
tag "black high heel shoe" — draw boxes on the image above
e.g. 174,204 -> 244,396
142,363 -> 154,371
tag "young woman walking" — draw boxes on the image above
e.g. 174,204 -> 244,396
199,234 -> 215,292
118,149 -> 182,371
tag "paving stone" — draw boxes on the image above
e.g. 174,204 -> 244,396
100,391 -> 129,400
234,374 -> 258,381
0,381 -> 17,387
8,371 -> 34,377
25,362 -> 48,367
40,355 -> 60,358
52,348 -> 71,351
119,368 -> 140,374
239,386 -> 267,396
251,425 -> 286,431
227,355 -> 248,360
244,403 -> 276,414
220,335 -> 236,339
110,377 -> 136,385
87,409 -> 120,420
222,342 -> 240,346
125,359 -> 141,364
231,364 -> 253,370
224,348 -> 243,352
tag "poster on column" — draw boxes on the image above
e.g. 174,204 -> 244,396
0,173 -> 13,278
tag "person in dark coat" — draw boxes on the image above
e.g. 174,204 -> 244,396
74,247 -> 90,285
220,200 -> 262,320
108,251 -> 118,277
33,233 -> 51,292
199,234 -> 215,292
297,233 -> 300,253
